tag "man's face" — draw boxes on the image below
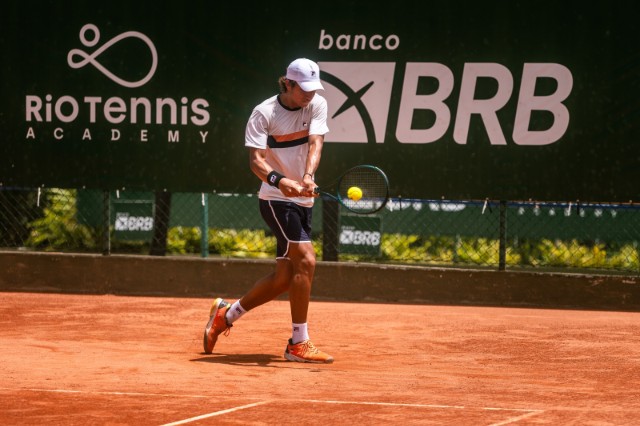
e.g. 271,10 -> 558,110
289,81 -> 316,108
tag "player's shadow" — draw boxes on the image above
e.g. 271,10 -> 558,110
191,353 -> 289,368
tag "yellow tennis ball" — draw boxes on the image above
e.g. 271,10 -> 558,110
347,186 -> 363,201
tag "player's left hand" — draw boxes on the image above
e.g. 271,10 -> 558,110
301,175 -> 318,197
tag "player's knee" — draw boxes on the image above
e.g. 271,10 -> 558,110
299,250 -> 316,272
288,243 -> 316,277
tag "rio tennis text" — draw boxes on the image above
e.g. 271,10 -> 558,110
23,95 -> 211,143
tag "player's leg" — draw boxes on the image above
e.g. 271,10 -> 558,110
251,199 -> 332,362
204,264 -> 291,356
286,241 -> 315,324
280,206 -> 333,363
237,258 -> 292,311
234,199 -> 298,311
203,199 -> 296,354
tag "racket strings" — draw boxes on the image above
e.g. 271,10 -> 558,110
338,167 -> 389,213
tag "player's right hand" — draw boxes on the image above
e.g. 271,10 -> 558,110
279,178 -> 308,198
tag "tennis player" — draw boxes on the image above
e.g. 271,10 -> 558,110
203,58 -> 333,363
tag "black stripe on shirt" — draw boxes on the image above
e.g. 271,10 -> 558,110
267,135 -> 309,149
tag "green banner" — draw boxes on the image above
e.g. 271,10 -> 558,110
339,215 -> 382,255
1,1 -> 638,202
113,200 -> 154,241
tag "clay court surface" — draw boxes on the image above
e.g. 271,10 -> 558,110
1,291 -> 639,425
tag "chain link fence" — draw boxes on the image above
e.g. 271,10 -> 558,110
1,187 -> 639,275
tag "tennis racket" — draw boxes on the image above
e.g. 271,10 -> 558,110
313,165 -> 390,214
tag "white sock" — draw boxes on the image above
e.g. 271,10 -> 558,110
225,301 -> 247,325
292,323 -> 309,344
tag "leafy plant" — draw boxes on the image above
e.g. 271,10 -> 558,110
25,189 -> 98,251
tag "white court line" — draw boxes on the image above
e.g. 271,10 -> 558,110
2,388 -> 545,424
162,399 -> 544,426
488,409 -> 545,426
298,399 -> 545,425
303,399 -> 542,414
302,399 -> 467,409
0,387 -> 209,399
161,400 -> 273,426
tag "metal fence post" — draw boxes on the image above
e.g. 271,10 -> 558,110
150,191 -> 171,256
322,198 -> 339,261
499,200 -> 507,271
102,190 -> 111,256
201,193 -> 209,258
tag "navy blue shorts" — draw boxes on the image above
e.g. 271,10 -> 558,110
259,199 -> 313,259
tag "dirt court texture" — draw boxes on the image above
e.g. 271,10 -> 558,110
1,290 -> 639,425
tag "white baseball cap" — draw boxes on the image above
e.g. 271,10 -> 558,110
286,58 -> 324,92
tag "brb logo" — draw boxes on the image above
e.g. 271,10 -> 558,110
318,33 -> 573,146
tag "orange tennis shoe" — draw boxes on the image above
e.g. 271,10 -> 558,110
284,339 -> 334,364
203,298 -> 231,354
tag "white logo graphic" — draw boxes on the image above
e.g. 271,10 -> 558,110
115,212 -> 154,231
340,229 -> 381,247
319,62 -> 395,144
67,23 -> 158,88
319,61 -> 572,146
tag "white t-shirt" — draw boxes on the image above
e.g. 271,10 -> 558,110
245,94 -> 329,207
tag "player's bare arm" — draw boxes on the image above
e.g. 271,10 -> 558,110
302,134 -> 324,197
249,147 -> 306,198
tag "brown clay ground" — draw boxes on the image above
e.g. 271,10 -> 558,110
1,292 -> 639,425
